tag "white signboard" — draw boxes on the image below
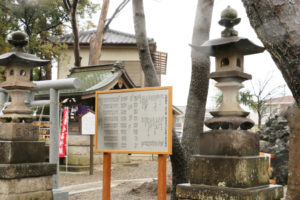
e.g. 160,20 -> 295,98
81,111 -> 95,135
95,87 -> 172,154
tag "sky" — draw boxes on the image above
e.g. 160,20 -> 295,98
88,0 -> 291,107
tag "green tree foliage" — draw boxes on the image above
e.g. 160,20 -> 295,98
0,0 -> 97,80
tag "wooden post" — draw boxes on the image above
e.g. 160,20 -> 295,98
89,135 -> 94,175
102,152 -> 111,200
158,154 -> 167,200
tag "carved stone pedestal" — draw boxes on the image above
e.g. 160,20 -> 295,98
0,123 -> 56,200
177,154 -> 283,200
176,131 -> 284,200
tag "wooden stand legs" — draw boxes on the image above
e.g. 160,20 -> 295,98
158,154 -> 167,200
102,152 -> 111,200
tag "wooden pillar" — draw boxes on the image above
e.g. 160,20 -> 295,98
102,152 -> 111,200
158,154 -> 167,200
90,135 -> 94,175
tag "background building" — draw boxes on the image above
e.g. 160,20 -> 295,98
53,29 -> 167,87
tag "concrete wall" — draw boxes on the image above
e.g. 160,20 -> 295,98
66,135 -> 130,166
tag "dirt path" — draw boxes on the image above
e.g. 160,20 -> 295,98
59,160 -> 172,200
59,159 -> 286,200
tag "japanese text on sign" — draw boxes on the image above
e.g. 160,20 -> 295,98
95,87 -> 172,154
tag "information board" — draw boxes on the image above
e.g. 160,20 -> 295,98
95,87 -> 172,154
81,111 -> 95,135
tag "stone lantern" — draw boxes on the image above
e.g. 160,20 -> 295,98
0,31 -> 49,123
176,6 -> 283,200
0,32 -> 56,199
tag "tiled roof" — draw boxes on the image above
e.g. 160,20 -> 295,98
51,29 -> 155,45
36,64 -> 136,98
61,69 -> 118,95
266,96 -> 295,104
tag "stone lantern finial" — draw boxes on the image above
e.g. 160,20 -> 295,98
218,6 -> 241,37
8,31 -> 28,51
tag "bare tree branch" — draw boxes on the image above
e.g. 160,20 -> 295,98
104,0 -> 130,31
89,0 -> 110,65
63,0 -> 71,12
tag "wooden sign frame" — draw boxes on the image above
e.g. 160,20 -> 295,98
95,86 -> 173,155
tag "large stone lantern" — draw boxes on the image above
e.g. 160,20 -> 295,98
176,6 -> 283,200
0,31 -> 49,123
0,32 -> 56,199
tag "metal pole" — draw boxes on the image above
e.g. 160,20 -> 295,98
66,107 -> 69,173
50,88 -> 60,189
0,88 -> 8,111
90,135 -> 94,175
33,78 -> 81,91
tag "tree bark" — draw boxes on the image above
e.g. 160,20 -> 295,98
89,0 -> 110,66
132,0 -> 160,87
242,1 -> 300,199
63,0 -> 81,67
284,104 -> 300,200
257,112 -> 262,129
70,0 -> 81,67
242,0 -> 300,107
181,0 -> 214,163
170,130 -> 188,200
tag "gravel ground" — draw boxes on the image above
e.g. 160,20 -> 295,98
59,160 -> 172,200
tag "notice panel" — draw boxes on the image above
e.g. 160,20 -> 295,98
81,111 -> 95,135
95,87 -> 172,154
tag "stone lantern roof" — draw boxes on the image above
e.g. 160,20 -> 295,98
193,36 -> 265,56
191,6 -> 264,56
0,31 -> 49,67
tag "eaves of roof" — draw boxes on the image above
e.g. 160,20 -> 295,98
35,64 -> 136,99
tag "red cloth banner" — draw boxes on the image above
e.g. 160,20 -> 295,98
59,108 -> 69,157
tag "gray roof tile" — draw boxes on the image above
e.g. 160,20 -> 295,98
51,29 -> 155,45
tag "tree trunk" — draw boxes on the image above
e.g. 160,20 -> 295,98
71,0 -> 81,67
242,1 -> 300,199
242,0 -> 300,106
89,0 -> 109,66
257,112 -> 262,129
181,0 -> 214,163
170,130 -> 188,200
284,104 -> 300,200
132,1 -> 186,199
132,0 -> 159,87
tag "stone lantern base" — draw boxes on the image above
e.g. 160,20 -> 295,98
0,123 -> 56,200
0,163 -> 56,200
176,155 -> 284,200
176,130 -> 284,200
177,184 -> 283,199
